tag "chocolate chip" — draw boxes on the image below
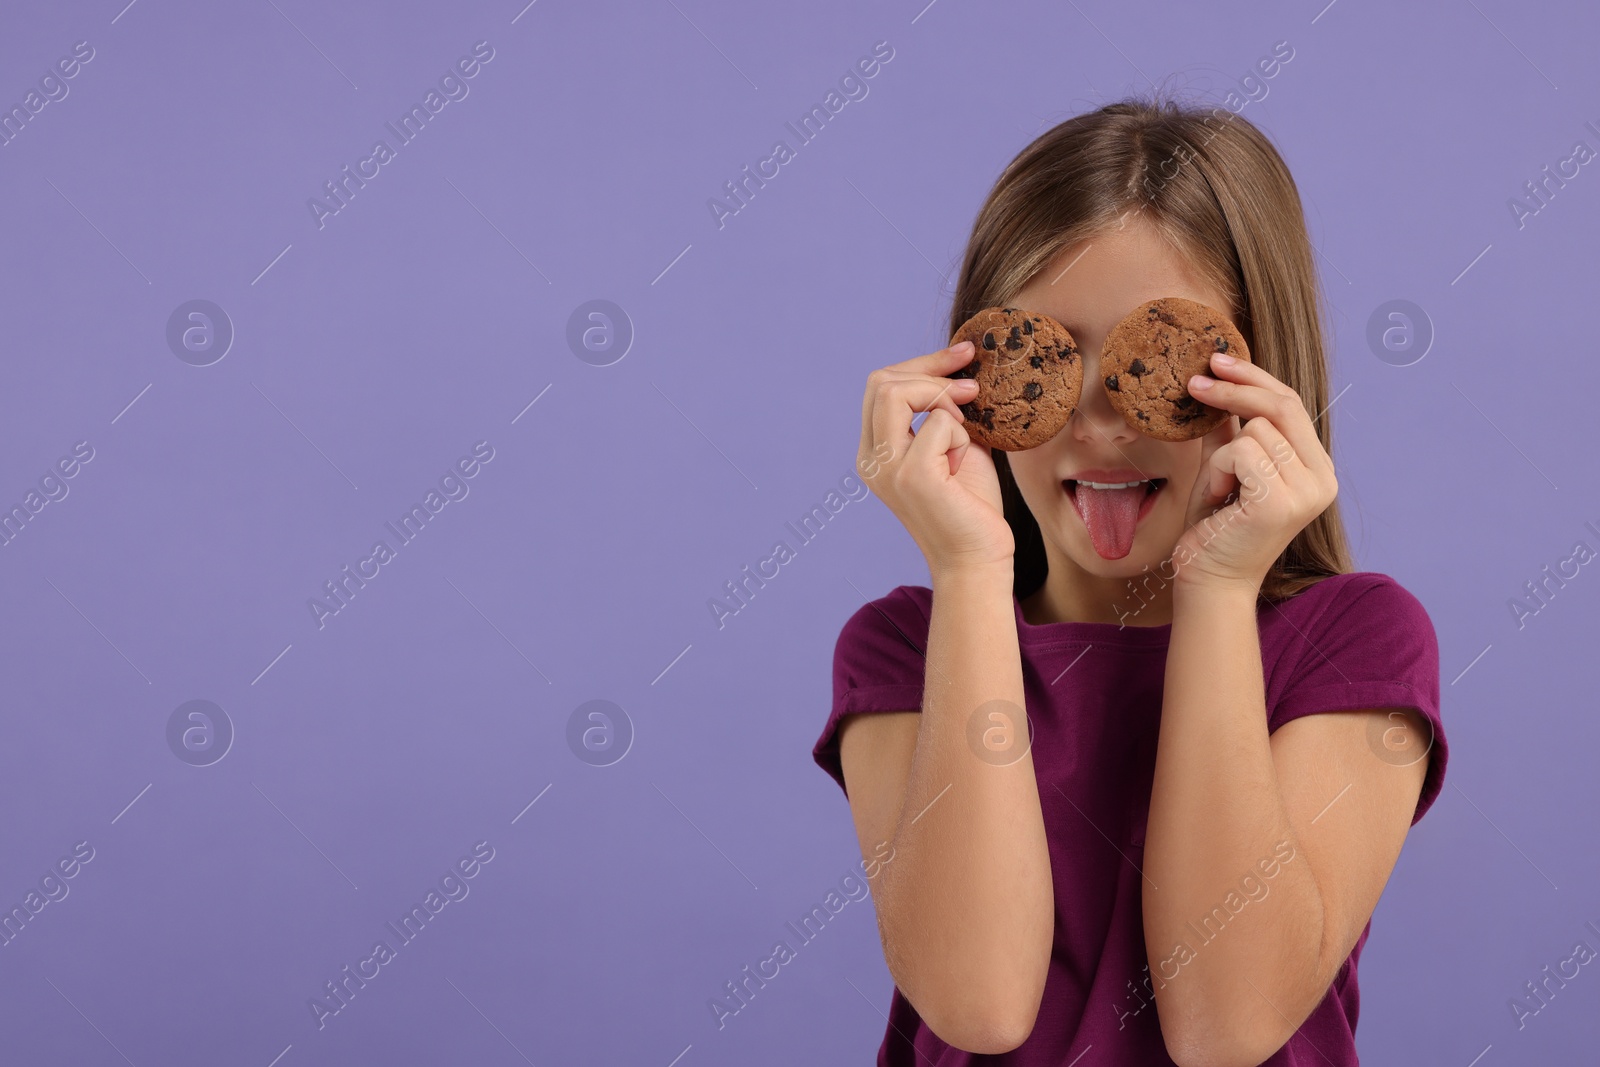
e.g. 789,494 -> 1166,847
1128,358 -> 1148,376
1105,374 -> 1119,391
1022,320 -> 1033,335
1005,336 -> 1023,350
1175,395 -> 1196,408
1136,411 -> 1149,420
1029,355 -> 1044,368
1002,307 -> 1018,314
1023,382 -> 1042,400
1009,325 -> 1022,340
980,407 -> 995,428
1215,338 -> 1229,352
982,331 -> 996,350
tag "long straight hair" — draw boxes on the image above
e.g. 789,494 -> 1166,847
948,94 -> 1353,603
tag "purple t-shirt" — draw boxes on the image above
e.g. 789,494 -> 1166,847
812,570 -> 1447,1065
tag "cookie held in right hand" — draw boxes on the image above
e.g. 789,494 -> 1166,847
946,306 -> 1083,452
1100,296 -> 1251,441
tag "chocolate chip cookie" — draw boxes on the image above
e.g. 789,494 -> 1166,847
947,307 -> 1082,451
1100,296 -> 1250,441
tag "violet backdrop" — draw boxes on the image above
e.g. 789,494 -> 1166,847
0,0 -> 1594,1063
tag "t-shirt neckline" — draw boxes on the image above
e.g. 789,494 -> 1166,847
1010,589 -> 1175,647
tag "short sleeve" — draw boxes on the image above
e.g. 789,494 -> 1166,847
1268,574 -> 1448,825
810,586 -> 931,797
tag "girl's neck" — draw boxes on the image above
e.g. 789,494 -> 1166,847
1021,559 -> 1176,627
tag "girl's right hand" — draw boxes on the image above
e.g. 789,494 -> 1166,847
857,340 -> 1016,576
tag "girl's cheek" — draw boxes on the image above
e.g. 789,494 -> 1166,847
1153,440 -> 1197,473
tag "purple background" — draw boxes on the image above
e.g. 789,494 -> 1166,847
1,0 -> 1595,1063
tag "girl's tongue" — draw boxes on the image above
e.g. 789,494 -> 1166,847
1070,482 -> 1149,560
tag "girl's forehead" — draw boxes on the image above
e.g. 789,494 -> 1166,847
1014,237 -> 1233,337
1014,287 -> 1232,341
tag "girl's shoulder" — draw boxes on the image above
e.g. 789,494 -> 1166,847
1260,569 -> 1439,706
833,584 -> 935,665
831,584 -> 936,671
1265,569 -> 1433,632
837,584 -> 934,639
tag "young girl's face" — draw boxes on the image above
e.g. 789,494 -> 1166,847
1002,216 -> 1238,577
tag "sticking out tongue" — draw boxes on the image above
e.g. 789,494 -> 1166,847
1072,483 -> 1146,560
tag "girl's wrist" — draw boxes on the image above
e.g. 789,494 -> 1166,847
928,556 -> 1014,593
1172,571 -> 1263,609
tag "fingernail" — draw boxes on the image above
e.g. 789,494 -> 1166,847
1212,352 -> 1237,367
1189,375 -> 1213,390
952,340 -> 974,353
954,378 -> 979,390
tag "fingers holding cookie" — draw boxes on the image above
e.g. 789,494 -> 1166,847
944,306 -> 1083,451
1186,352 -> 1332,481
858,341 -> 981,483
854,340 -> 1017,572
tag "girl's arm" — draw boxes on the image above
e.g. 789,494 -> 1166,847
839,560 -> 1054,1053
1144,578 -> 1428,1067
1143,351 -> 1429,1067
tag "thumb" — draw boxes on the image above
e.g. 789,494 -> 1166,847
1200,413 -> 1238,466
1185,416 -> 1240,526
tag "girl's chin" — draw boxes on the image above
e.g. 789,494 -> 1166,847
1072,547 -> 1162,571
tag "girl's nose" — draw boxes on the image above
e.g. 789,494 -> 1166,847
1069,349 -> 1139,444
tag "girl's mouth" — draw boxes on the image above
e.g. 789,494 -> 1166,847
1063,478 -> 1165,559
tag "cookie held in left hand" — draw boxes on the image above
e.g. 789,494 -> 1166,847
946,307 -> 1083,451
1100,296 -> 1251,441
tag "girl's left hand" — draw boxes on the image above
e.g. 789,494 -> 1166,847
1170,351 -> 1339,593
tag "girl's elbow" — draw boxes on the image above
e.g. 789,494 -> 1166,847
925,997 -> 1041,1055
902,956 -> 1048,1055
1160,1013 -> 1293,1067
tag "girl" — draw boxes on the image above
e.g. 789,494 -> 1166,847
812,95 -> 1447,1066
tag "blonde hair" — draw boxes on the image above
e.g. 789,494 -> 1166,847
949,93 -> 1352,602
